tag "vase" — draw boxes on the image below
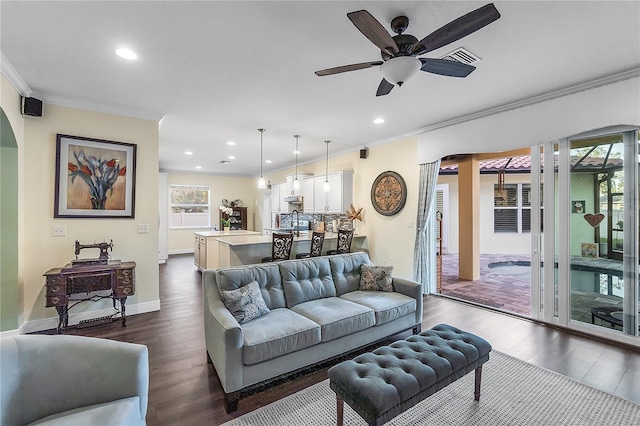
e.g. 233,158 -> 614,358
91,197 -> 107,210
224,227 -> 230,234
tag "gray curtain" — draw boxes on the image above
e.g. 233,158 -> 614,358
413,160 -> 441,294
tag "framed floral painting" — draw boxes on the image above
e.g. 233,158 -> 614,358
54,134 -> 136,218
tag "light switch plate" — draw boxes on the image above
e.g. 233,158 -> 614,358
52,226 -> 66,237
137,224 -> 150,234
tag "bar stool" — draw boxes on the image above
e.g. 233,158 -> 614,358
295,231 -> 325,259
261,232 -> 294,263
326,229 -> 354,255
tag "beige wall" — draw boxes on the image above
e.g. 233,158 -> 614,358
167,172 -> 257,253
260,137 -> 420,279
19,104 -> 159,332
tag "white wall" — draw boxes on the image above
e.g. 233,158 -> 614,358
417,77 -> 640,162
19,103 -> 160,332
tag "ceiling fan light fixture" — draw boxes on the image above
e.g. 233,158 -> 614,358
379,57 -> 421,86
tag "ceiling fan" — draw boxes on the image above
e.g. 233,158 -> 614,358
315,3 -> 501,96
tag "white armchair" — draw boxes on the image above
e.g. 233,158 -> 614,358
1,335 -> 148,425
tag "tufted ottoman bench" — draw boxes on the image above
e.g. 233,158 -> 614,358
327,324 -> 492,426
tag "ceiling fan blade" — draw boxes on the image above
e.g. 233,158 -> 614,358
376,79 -> 394,96
315,61 -> 383,76
347,10 -> 399,56
420,58 -> 476,78
410,3 -> 500,55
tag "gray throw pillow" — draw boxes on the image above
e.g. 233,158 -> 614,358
220,280 -> 270,324
359,265 -> 393,292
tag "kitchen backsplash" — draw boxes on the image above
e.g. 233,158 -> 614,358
279,213 -> 353,232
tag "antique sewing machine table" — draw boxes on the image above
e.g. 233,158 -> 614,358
43,260 -> 136,333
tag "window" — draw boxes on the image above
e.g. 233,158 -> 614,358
494,183 -> 538,233
169,185 -> 210,229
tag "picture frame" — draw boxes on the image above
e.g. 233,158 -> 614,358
581,242 -> 598,258
54,134 -> 136,218
572,200 -> 585,214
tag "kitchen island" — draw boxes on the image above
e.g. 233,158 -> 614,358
194,230 -> 261,270
216,232 -> 367,268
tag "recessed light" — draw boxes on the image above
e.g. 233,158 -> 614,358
265,160 -> 272,164
373,118 -> 385,124
293,150 -> 300,155
195,166 -> 202,169
115,48 -> 137,60
226,141 -> 236,146
185,151 -> 193,155
228,155 -> 235,160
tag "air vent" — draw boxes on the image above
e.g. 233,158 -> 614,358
440,47 -> 481,65
220,160 -> 230,164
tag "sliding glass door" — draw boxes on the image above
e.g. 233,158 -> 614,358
535,128 -> 638,342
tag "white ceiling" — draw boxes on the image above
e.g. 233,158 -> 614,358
2,1 -> 639,176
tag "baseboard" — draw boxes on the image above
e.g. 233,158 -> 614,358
19,299 -> 161,334
169,248 -> 194,255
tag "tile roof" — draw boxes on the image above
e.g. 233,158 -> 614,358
440,155 -> 622,174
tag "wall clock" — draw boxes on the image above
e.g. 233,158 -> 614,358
370,171 -> 407,216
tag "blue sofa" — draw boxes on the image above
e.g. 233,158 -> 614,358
0,335 -> 148,425
202,252 -> 423,412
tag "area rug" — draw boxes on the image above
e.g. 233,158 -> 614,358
221,351 -> 639,426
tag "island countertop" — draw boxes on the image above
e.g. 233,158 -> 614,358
214,232 -> 367,268
215,232 -> 365,246
195,230 -> 260,237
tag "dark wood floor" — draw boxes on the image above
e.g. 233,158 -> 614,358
64,254 -> 639,425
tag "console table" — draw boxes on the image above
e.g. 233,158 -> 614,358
44,260 -> 135,333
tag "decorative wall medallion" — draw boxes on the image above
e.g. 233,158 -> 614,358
371,171 -> 407,216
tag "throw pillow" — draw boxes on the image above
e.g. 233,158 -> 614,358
359,265 -> 394,292
220,280 -> 270,324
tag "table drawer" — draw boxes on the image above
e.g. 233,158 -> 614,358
46,295 -> 69,307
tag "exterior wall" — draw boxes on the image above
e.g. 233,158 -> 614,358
19,103 -> 160,332
440,171 -> 599,256
167,172 -> 256,253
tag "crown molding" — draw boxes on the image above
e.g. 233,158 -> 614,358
0,51 -> 32,96
416,67 -> 640,134
31,90 -> 165,122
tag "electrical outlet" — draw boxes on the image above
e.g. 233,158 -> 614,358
137,224 -> 150,234
407,221 -> 414,228
52,226 -> 66,237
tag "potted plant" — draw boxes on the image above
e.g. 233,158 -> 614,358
219,205 -> 233,232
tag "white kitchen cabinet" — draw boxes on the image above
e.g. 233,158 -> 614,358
286,173 -> 313,197
311,171 -> 353,213
301,177 -> 315,212
270,183 -> 288,213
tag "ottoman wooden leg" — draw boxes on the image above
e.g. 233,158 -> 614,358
336,397 -> 344,426
474,366 -> 483,401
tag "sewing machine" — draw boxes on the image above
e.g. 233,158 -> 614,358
44,239 -> 135,333
72,240 -> 114,266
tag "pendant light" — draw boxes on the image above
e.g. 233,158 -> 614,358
323,140 -> 331,192
293,135 -> 300,192
257,128 -> 266,189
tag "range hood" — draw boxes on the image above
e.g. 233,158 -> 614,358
284,196 -> 303,204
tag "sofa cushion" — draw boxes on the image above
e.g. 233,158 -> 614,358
28,397 -> 143,426
241,308 -> 321,365
329,252 -> 372,296
359,265 -> 393,292
291,297 -> 375,342
216,263 -> 286,309
279,257 -> 336,307
220,281 -> 270,324
340,291 -> 416,326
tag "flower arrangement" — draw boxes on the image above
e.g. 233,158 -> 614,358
68,150 -> 126,209
219,205 -> 233,228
